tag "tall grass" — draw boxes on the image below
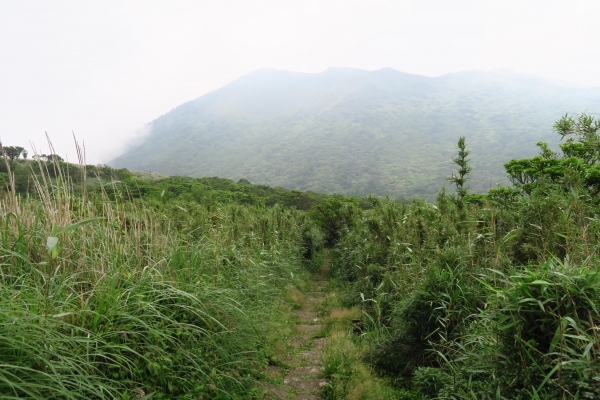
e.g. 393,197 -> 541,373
331,182 -> 600,398
0,144 -> 323,398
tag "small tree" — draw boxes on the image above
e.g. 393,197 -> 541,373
504,113 -> 600,194
3,146 -> 24,161
22,150 -> 28,159
448,136 -> 472,200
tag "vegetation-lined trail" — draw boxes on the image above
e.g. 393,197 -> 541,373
5,112 -> 600,398
261,252 -> 330,399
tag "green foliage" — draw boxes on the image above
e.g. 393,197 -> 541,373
370,262 -> 483,378
505,113 -> 600,194
309,195 -> 362,245
0,153 -> 138,195
114,175 -> 328,211
3,150 -> 332,215
490,259 -> 600,398
413,367 -> 449,397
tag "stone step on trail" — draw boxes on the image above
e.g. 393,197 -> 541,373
311,338 -> 327,351
293,311 -> 320,323
286,366 -> 324,378
283,377 -> 327,392
296,324 -> 322,333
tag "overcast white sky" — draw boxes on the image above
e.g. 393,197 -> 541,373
2,0 -> 600,163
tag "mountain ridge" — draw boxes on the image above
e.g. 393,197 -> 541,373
111,67 -> 600,200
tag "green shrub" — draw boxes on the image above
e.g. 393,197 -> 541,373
491,259 -> 600,398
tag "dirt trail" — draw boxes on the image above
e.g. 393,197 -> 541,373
260,251 -> 331,399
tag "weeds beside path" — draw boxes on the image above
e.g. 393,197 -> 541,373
259,250 -> 398,400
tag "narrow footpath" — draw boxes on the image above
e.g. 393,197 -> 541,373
260,251 -> 331,399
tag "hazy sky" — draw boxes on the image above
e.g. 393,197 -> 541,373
2,0 -> 600,163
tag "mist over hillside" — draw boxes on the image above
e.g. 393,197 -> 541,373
111,67 -> 600,200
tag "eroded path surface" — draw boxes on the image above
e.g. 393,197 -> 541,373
260,251 -> 331,399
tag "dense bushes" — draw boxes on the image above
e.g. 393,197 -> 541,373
105,176 -> 329,211
491,260 -> 600,397
330,114 -> 600,399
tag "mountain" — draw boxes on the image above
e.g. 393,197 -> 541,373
110,68 -> 600,200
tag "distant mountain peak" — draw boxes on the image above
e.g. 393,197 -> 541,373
111,68 -> 600,200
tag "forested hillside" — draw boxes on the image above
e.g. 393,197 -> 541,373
0,147 -> 334,211
111,68 -> 600,200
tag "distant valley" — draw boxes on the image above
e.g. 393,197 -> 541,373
111,67 -> 600,200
